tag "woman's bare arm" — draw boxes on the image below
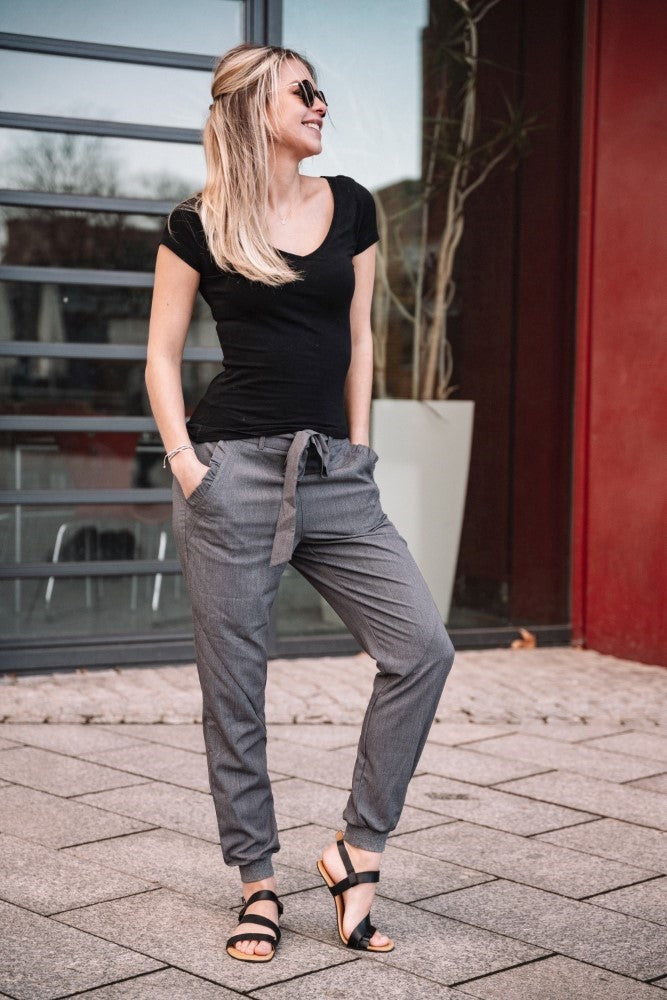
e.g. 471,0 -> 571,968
344,243 -> 377,446
145,245 -> 209,497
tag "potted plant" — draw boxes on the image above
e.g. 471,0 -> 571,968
369,0 -> 539,621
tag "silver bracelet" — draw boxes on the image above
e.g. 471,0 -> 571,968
163,443 -> 194,468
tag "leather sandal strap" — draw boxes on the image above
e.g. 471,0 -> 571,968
335,830 -> 357,876
236,912 -> 281,943
347,912 -> 377,950
226,931 -> 277,949
335,830 -> 381,882
239,888 -> 284,918
329,870 -> 379,897
239,913 -> 280,941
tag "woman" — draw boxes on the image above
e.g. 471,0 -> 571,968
146,42 -> 455,964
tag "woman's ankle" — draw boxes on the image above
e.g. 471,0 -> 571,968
343,840 -> 382,865
241,874 -> 277,897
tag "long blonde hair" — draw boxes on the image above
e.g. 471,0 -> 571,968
168,43 -> 321,286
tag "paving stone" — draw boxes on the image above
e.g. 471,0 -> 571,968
628,772 -> 667,794
67,967 -> 242,998
0,898 -> 163,1000
267,738 -> 356,788
496,771 -> 667,831
0,722 -> 148,755
0,735 -> 20,749
64,826 -> 320,905
0,783 -> 152,848
585,876 -> 667,924
275,822 -> 494,902
248,956 -> 468,998
75,779 -> 307,843
653,976 -> 667,989
0,664 -> 205,725
267,722 -> 363,749
278,885 -> 546,985
424,722 -> 518,745
418,879 -> 667,980
463,732 -> 665,783
390,820 -> 654,897
406,742 -> 549,785
54,886 -> 354,990
0,746 -> 149,796
3,647 -> 667,727
583,731 -> 667,763
82,742 -> 211,793
102,722 -> 205,753
515,721 -> 633,742
334,740 -> 543,786
404,772 -> 594,835
456,953 -> 667,999
270,776 -> 449,838
0,832 -> 151,914
535,818 -> 667,872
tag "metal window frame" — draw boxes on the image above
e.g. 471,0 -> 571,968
0,342 -> 221,362
0,188 -> 187,213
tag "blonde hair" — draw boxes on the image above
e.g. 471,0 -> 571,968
168,43 -> 321,286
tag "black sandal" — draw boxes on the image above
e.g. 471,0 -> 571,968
317,830 -> 394,952
225,888 -> 283,962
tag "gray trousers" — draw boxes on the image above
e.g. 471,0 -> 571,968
172,429 -> 455,881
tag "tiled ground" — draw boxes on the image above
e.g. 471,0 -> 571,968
0,645 -> 666,998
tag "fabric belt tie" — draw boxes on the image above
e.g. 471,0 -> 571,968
269,429 -> 330,566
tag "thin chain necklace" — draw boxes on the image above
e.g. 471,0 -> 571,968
269,179 -> 302,225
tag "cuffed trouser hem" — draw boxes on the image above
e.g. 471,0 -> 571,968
342,823 -> 388,853
239,857 -> 275,881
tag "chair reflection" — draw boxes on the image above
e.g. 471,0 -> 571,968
45,431 -> 171,613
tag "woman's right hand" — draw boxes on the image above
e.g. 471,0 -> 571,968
170,449 -> 210,500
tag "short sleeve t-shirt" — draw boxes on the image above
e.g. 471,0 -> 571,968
157,174 -> 379,442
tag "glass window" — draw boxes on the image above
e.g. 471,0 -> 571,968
0,282 -> 216,348
0,356 -> 221,418
1,207 -> 200,271
1,52 -> 212,129
282,0 -> 577,633
0,130 -> 205,199
1,575 -> 192,639
1,431 -> 180,491
1,0 -> 243,56
284,0 -> 428,189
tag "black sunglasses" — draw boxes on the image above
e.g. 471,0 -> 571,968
295,79 -> 327,108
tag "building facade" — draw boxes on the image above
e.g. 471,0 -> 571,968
0,0 -> 663,671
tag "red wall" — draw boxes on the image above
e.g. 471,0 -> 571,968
573,0 -> 667,665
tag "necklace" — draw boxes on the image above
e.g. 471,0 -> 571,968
269,181 -> 302,225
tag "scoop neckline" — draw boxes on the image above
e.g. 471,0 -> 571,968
273,176 -> 336,260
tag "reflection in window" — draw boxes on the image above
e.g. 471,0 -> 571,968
0,282 -> 216,346
0,130 -> 205,199
0,574 -> 191,638
1,207 -> 197,271
0,354 -> 221,417
1,430 -> 177,491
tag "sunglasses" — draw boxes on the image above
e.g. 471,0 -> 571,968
295,79 -> 327,108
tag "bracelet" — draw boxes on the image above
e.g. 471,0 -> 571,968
163,443 -> 194,468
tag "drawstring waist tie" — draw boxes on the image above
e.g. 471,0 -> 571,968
268,429 -> 330,566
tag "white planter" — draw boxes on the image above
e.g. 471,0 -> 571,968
370,399 -> 475,623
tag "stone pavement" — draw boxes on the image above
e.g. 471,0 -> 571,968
0,645 -> 666,998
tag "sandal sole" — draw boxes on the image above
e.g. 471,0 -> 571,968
226,943 -> 276,962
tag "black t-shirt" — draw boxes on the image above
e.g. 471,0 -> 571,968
158,174 -> 379,442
